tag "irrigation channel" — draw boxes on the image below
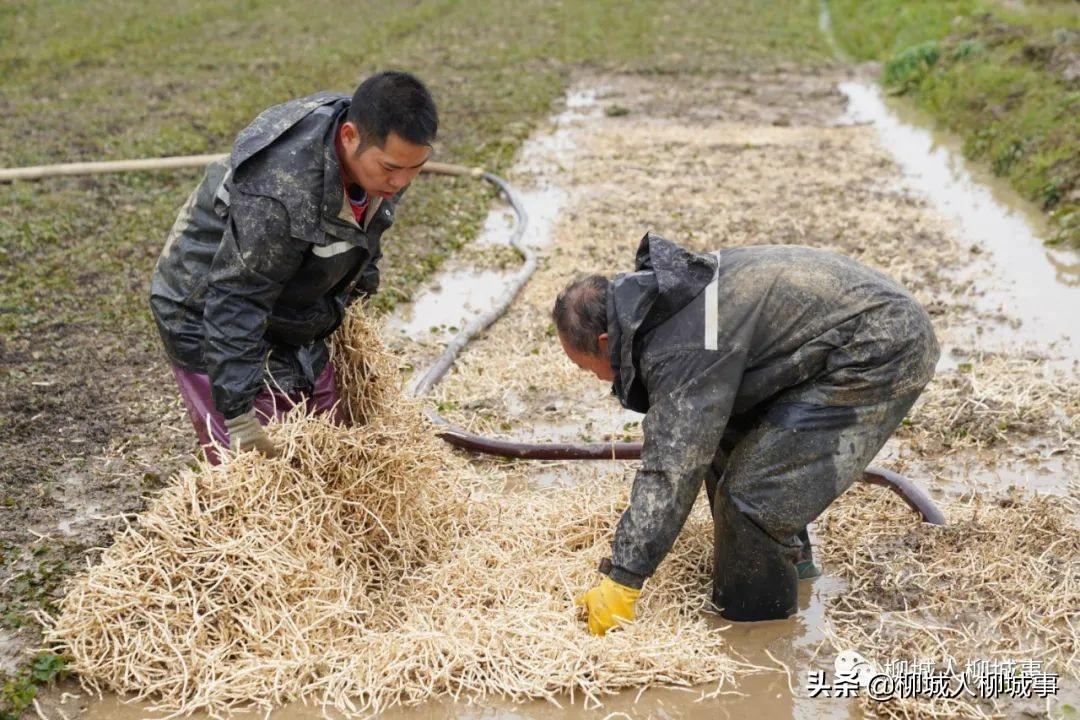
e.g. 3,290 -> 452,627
33,70 -> 1080,719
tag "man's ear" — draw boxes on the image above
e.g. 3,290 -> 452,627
341,121 -> 366,153
597,332 -> 609,354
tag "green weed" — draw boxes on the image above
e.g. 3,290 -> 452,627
827,0 -> 1079,246
884,40 -> 941,92
0,652 -> 69,720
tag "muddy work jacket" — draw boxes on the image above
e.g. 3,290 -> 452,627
149,92 -> 400,419
605,234 -> 939,585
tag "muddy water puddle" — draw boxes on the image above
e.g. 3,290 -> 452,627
837,81 -> 1080,368
385,180 -> 567,346
389,267 -> 511,341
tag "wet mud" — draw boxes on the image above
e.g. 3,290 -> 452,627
53,67 -> 1079,720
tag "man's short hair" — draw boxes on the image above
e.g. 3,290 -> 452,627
552,275 -> 609,355
348,71 -> 438,149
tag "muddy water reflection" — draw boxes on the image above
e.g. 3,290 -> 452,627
837,82 -> 1080,365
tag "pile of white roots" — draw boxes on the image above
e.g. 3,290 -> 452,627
46,311 -> 747,717
46,310 -> 1079,719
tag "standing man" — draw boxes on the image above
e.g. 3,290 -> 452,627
150,71 -> 437,462
555,233 -> 938,633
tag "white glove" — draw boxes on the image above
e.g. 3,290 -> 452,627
224,409 -> 279,458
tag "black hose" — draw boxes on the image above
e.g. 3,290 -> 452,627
0,152 -> 945,526
414,169 -> 946,526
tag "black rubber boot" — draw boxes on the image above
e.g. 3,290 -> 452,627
711,491 -> 800,622
795,528 -> 822,580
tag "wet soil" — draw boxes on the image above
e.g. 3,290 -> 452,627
0,322 -> 191,674
31,66 -> 1080,719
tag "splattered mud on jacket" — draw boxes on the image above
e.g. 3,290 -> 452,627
605,234 -> 939,585
149,93 -> 399,418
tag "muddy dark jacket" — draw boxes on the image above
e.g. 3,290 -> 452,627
606,234 -> 939,585
149,92 -> 400,419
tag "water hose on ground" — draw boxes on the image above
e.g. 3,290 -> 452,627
413,163 -> 946,526
0,154 -> 946,525
440,425 -> 945,524
0,155 -> 481,184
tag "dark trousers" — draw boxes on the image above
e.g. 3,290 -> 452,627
706,390 -> 921,622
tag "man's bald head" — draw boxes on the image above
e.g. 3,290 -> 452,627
552,275 -> 615,382
552,275 -> 609,354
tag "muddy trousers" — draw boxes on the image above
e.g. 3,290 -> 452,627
171,362 -> 342,465
706,390 -> 921,622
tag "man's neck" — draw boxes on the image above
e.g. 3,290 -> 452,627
334,124 -> 362,195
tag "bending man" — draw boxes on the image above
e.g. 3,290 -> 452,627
150,71 -> 437,462
555,233 -> 938,632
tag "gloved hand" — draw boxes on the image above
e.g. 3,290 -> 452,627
224,409 -> 279,458
575,576 -> 642,636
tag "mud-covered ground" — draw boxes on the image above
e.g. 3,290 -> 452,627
9,63 -> 1079,720
391,69 -> 1079,719
0,325 -> 192,673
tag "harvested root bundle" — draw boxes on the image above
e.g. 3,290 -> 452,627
818,483 -> 1080,719
901,355 -> 1080,458
46,308 -> 745,718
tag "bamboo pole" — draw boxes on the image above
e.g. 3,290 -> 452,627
0,155 -> 483,182
0,154 -> 228,182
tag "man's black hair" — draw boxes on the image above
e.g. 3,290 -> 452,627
552,275 -> 609,355
347,71 -> 438,149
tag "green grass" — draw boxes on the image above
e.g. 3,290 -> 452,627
826,0 -> 1080,246
0,0 -> 833,336
0,652 -> 68,720
0,540 -> 70,720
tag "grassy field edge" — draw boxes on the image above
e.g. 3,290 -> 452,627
826,0 -> 1080,246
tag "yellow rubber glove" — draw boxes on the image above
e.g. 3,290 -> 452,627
575,576 -> 642,636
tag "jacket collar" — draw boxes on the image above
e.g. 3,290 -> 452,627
326,124 -> 384,231
609,232 -> 718,411
229,92 -> 374,246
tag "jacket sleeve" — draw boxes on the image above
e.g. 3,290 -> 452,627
203,193 -> 307,419
350,244 -> 382,300
608,346 -> 746,586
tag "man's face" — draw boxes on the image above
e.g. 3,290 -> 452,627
339,122 -> 431,200
558,331 -> 616,382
